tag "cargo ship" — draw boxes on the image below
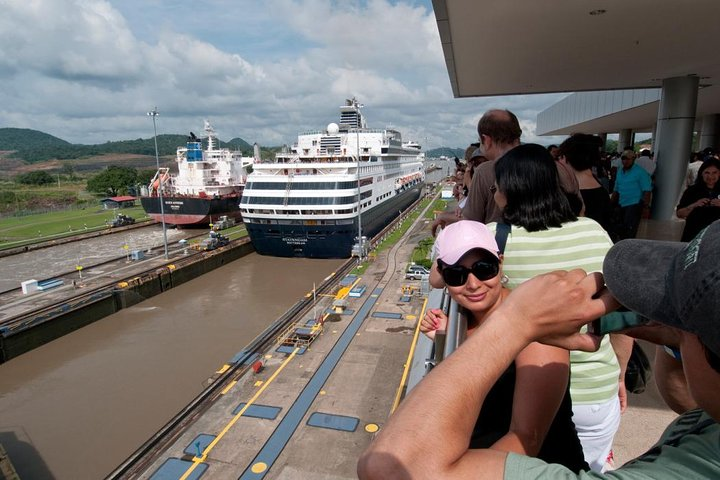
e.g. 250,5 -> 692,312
141,121 -> 255,226
241,98 -> 425,258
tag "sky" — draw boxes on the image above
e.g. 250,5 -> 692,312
0,0 -> 572,150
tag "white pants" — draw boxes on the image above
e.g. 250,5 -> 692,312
572,397 -> 621,472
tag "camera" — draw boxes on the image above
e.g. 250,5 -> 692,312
587,310 -> 648,335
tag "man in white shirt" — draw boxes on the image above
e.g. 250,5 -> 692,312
635,149 -> 656,176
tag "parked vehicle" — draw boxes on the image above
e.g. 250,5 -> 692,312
405,265 -> 430,280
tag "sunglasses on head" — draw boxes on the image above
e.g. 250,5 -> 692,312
438,256 -> 500,287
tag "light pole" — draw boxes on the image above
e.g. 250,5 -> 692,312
355,101 -> 364,259
148,107 -> 169,259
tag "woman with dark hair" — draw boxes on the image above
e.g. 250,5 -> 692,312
492,143 -> 630,473
559,134 -> 615,239
494,144 -> 578,230
676,158 -> 720,242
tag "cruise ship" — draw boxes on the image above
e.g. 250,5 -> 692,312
241,98 -> 425,258
141,121 -> 255,226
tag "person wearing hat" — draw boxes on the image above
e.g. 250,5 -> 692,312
359,222 -> 720,479
611,149 -> 652,239
420,220 -> 588,472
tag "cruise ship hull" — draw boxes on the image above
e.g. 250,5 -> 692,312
140,194 -> 243,227
246,185 -> 422,258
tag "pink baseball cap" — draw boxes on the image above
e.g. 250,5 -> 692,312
436,220 -> 499,265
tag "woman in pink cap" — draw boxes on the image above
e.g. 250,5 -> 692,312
421,220 -> 588,473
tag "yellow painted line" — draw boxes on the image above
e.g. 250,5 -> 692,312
335,277 -> 362,301
216,364 -> 230,374
220,380 -> 237,395
391,296 -> 427,413
179,347 -> 300,480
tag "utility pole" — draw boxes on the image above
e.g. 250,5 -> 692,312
148,107 -> 169,259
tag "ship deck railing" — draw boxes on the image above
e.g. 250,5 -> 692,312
273,155 -> 372,163
295,127 -> 388,136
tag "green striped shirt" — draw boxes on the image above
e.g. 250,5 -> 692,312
490,217 -> 620,405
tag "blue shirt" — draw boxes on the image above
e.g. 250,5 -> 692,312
614,163 -> 652,207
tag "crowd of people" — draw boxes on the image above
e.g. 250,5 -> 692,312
356,108 -> 720,479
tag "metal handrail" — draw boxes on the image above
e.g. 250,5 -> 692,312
428,289 -> 467,369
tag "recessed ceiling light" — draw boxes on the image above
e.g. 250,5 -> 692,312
589,9 -> 607,15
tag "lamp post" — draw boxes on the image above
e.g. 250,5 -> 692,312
148,107 -> 169,259
355,101 -> 364,259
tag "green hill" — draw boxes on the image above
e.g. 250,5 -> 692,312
0,128 -> 71,151
0,128 -> 256,163
1,127 -> 463,164
227,137 -> 253,151
426,147 -> 465,159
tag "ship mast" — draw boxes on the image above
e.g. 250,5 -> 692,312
204,120 -> 215,151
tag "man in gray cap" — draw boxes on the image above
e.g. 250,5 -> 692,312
359,222 -> 720,479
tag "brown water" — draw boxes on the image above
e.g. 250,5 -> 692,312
0,253 -> 344,479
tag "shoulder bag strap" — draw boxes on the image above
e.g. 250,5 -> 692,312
495,222 -> 511,255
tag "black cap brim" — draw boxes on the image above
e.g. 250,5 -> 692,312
603,239 -> 685,330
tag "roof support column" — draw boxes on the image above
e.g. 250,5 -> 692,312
652,75 -> 699,220
699,114 -> 720,151
618,129 -> 633,152
651,123 -> 658,146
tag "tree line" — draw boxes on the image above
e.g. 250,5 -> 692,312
13,166 -> 154,197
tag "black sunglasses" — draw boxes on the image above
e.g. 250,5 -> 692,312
438,257 -> 500,287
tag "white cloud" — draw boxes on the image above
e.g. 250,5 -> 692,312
0,0 -> 566,150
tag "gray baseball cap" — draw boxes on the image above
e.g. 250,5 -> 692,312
603,221 -> 720,356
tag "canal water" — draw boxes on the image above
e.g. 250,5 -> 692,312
0,254 -> 344,479
0,164 -> 449,479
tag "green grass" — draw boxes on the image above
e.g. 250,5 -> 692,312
349,194 -> 439,275
425,198 -> 448,219
374,196 -> 434,255
0,205 -> 150,247
410,237 -> 434,268
0,180 -> 98,215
